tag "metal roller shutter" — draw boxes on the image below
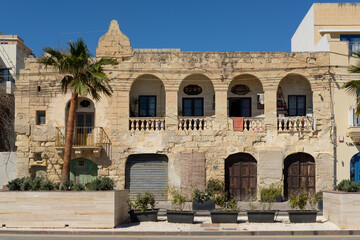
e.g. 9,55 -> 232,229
126,154 -> 168,200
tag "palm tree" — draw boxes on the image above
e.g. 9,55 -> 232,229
38,38 -> 117,184
342,51 -> 360,115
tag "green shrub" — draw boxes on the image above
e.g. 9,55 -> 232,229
61,180 -> 74,191
40,180 -> 55,191
335,179 -> 360,192
85,177 -> 115,191
6,177 -> 26,190
206,179 -> 225,192
289,191 -> 308,211
73,183 -> 85,191
316,191 -> 323,201
260,183 -> 282,210
31,177 -> 43,191
192,188 -> 213,202
20,177 -> 32,191
129,192 -> 156,212
214,192 -> 239,212
167,187 -> 186,211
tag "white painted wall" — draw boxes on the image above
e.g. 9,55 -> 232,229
314,35 -> 330,52
291,5 -> 315,52
0,152 -> 18,188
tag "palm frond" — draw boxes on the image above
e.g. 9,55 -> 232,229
342,80 -> 360,94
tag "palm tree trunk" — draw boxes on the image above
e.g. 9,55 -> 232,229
61,93 -> 78,184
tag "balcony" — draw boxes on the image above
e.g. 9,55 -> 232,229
129,117 -> 165,131
227,117 -> 265,132
277,116 -> 315,133
55,127 -> 111,156
178,116 -> 214,131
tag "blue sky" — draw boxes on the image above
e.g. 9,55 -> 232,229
1,0 -> 359,57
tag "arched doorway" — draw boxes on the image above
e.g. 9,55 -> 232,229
351,153 -> 360,183
66,97 -> 95,146
125,154 -> 168,200
225,153 -> 257,200
70,158 -> 98,185
283,152 -> 315,199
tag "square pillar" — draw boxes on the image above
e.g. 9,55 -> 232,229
165,90 -> 178,130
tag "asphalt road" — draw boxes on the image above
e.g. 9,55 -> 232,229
1,233 -> 360,240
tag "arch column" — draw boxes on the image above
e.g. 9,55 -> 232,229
214,88 -> 228,130
165,90 -> 178,130
264,89 -> 277,131
118,90 -> 130,131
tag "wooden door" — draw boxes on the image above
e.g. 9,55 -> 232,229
284,153 -> 315,199
225,153 -> 257,201
75,113 -> 94,146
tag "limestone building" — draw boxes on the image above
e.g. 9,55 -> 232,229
13,3 -> 360,200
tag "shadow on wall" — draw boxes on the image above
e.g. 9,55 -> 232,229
0,152 -> 18,188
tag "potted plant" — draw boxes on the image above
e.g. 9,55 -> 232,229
260,183 -> 282,202
166,187 -> 195,223
192,188 -> 215,211
288,190 -> 317,223
211,192 -> 239,223
247,186 -> 277,223
206,179 -> 225,195
316,191 -> 323,210
128,192 -> 158,222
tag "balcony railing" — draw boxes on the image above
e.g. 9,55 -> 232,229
129,117 -> 165,131
178,117 -> 213,131
55,127 -> 110,147
228,117 -> 265,132
277,116 -> 315,132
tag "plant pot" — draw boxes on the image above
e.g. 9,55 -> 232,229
210,211 -> 238,223
317,199 -> 323,210
261,195 -> 282,202
192,200 -> 215,211
166,210 -> 195,223
288,210 -> 317,223
247,210 -> 276,223
129,209 -> 159,222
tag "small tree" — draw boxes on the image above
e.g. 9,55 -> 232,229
38,38 -> 117,184
342,51 -> 360,115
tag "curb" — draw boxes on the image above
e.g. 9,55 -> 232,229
0,230 -> 360,236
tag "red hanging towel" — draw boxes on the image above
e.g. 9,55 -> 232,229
233,117 -> 244,131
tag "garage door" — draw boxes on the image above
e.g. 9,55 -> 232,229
125,154 -> 168,200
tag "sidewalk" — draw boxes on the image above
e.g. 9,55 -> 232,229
1,201 -> 359,236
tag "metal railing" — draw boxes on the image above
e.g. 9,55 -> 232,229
129,117 -> 165,131
178,116 -> 213,130
277,116 -> 315,132
228,117 -> 265,132
56,127 -> 109,147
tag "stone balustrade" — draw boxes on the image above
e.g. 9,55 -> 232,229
129,117 -> 165,131
277,116 -> 315,132
178,116 -> 214,131
227,117 -> 265,132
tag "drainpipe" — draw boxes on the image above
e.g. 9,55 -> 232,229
329,69 -> 337,189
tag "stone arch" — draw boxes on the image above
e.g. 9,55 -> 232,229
70,158 -> 98,185
129,74 -> 166,117
227,74 -> 264,117
125,154 -> 169,200
283,152 -> 315,200
277,73 -> 313,116
225,152 -> 257,201
178,74 -> 215,117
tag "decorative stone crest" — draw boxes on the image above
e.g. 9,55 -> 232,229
96,20 -> 133,58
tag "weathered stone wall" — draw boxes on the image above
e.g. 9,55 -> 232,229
14,21 -> 335,198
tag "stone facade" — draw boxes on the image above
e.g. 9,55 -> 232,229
14,19 -> 335,200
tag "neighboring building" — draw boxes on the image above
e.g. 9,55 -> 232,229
13,3 -> 359,200
292,3 -> 360,185
0,35 -> 33,187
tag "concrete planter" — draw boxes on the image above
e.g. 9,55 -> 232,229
210,211 -> 238,223
288,210 -> 317,223
192,200 -> 215,211
323,191 -> 360,229
129,209 -> 159,222
166,210 -> 195,223
0,190 -> 129,228
247,210 -> 276,223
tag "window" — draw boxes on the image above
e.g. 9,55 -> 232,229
0,69 -> 10,83
36,111 -> 46,125
138,96 -> 156,117
228,98 -> 251,117
340,35 -> 360,56
35,153 -> 42,162
288,95 -> 306,116
182,98 -> 204,116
